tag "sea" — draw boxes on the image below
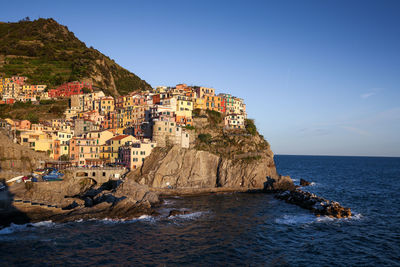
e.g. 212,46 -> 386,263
0,155 -> 399,266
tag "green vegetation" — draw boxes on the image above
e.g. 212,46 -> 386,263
39,99 -> 56,105
81,87 -> 91,94
59,154 -> 69,161
26,112 -> 39,123
0,18 -> 151,96
245,119 -> 257,136
198,133 -> 212,144
241,155 -> 262,163
0,99 -> 68,121
206,110 -> 223,125
184,125 -> 195,130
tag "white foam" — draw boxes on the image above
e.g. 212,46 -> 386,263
168,211 -> 208,220
94,215 -> 156,224
138,215 -> 152,220
0,221 -> 54,235
162,199 -> 176,206
275,212 -> 362,225
275,214 -> 316,225
352,213 -> 363,220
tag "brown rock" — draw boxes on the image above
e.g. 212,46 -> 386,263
300,178 -> 311,186
168,209 -> 191,217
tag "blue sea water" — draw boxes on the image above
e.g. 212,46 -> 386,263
1,155 -> 400,266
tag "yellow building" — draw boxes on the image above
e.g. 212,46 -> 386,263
175,96 -> 193,125
84,130 -> 115,145
101,135 -> 135,163
100,96 -> 115,114
193,98 -> 206,110
34,136 -> 54,155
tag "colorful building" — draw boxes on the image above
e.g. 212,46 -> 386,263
69,136 -> 100,166
119,139 -> 156,169
48,81 -> 92,98
101,135 -> 136,163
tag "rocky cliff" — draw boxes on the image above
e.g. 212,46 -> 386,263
130,145 -> 293,192
1,171 -> 159,226
0,130 -> 49,179
129,113 -> 294,192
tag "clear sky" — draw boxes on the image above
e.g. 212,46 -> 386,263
2,0 -> 400,157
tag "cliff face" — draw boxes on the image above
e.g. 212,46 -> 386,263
130,146 -> 292,192
0,131 -> 49,179
129,114 -> 293,192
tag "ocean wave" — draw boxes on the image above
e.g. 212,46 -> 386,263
0,221 -> 55,235
162,199 -> 176,206
91,215 -> 157,225
275,214 -> 317,225
168,211 -> 209,220
275,212 -> 363,225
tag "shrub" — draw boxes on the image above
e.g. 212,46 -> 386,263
198,133 -> 212,144
82,87 -> 91,94
49,105 -> 63,114
39,99 -> 56,105
193,108 -> 202,117
27,112 -> 39,123
206,110 -> 222,125
185,125 -> 195,130
59,154 -> 69,161
245,119 -> 257,135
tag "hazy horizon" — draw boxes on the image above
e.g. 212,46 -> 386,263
2,0 -> 399,157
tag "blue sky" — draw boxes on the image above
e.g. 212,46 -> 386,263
2,0 -> 400,156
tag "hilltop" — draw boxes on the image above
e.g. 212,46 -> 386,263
0,18 -> 151,96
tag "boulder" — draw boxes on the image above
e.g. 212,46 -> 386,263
300,178 -> 311,186
275,189 -> 352,218
168,209 -> 191,217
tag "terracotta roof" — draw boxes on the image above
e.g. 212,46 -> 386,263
110,135 -> 130,141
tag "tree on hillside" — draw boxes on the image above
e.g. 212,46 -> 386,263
82,87 -> 91,94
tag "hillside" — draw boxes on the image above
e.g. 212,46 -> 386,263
0,18 -> 151,96
0,99 -> 68,121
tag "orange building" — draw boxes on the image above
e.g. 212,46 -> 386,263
205,95 -> 224,113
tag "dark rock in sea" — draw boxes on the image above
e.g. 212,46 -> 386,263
300,178 -> 311,186
168,209 -> 191,217
264,175 -> 296,192
275,189 -> 351,218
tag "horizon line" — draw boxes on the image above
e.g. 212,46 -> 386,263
275,153 -> 400,158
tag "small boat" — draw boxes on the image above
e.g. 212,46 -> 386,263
42,170 -> 64,182
6,176 -> 24,185
33,169 -> 46,175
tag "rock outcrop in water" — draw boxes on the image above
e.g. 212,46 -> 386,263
0,173 -> 159,227
300,178 -> 311,186
129,116 -> 295,193
275,189 -> 352,218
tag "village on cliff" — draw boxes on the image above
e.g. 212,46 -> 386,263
0,76 -> 247,169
